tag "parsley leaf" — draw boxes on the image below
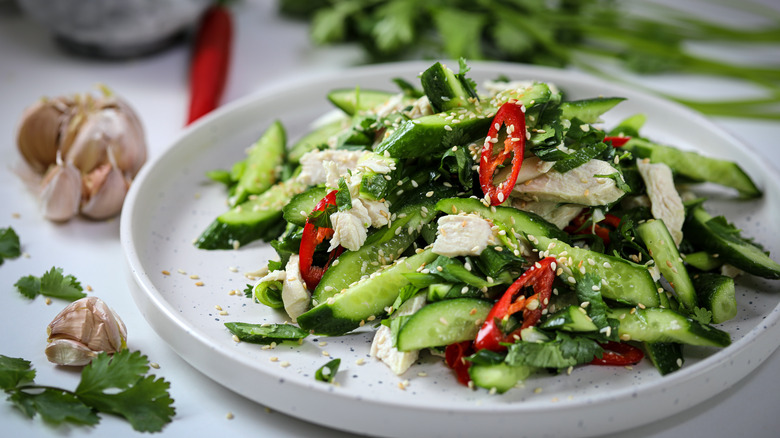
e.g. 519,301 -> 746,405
0,351 -> 175,432
15,267 -> 86,301
0,226 -> 21,265
692,307 -> 713,325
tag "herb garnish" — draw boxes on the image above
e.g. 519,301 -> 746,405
15,267 -> 86,301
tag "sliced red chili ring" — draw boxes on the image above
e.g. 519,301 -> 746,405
445,341 -> 474,386
299,190 -> 343,290
473,257 -> 556,352
564,211 -> 622,245
590,341 -> 644,366
478,101 -> 527,206
604,136 -> 631,147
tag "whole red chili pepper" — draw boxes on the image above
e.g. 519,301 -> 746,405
604,136 -> 631,147
299,190 -> 343,290
473,257 -> 556,352
591,341 -> 644,366
478,101 -> 527,206
186,3 -> 232,125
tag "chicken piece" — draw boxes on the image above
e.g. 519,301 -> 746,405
494,156 -> 555,187
637,159 -> 685,247
511,199 -> 583,230
297,150 -> 366,186
328,198 -> 389,251
512,159 -> 625,206
281,255 -> 309,322
370,293 -> 427,375
432,214 -> 495,257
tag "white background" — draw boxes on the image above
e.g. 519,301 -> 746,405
1,1 -> 779,437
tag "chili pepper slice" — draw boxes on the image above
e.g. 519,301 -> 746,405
474,257 -> 556,352
604,136 -> 631,147
445,341 -> 474,386
565,211 -> 622,245
590,341 -> 644,366
299,190 -> 343,290
478,101 -> 527,206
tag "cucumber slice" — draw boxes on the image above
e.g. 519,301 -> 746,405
421,62 -> 477,113
195,179 -> 307,250
636,219 -> 697,312
533,236 -> 661,308
297,249 -> 438,336
396,298 -> 492,351
230,121 -> 286,206
282,186 -> 330,227
468,362 -> 534,394
644,342 -> 683,375
327,89 -> 398,116
436,197 -> 569,242
693,273 -> 737,324
684,205 -> 780,279
288,119 -> 345,164
683,251 -> 723,272
560,97 -> 625,124
626,138 -> 761,198
540,305 -> 599,332
608,307 -> 731,347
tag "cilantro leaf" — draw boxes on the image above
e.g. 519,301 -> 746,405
315,358 -> 341,383
574,273 -> 610,331
0,355 -> 36,390
75,350 -> 175,433
692,306 -> 713,325
336,176 -> 353,211
9,389 -> 99,426
15,267 -> 85,301
0,226 -> 21,265
505,332 -> 602,369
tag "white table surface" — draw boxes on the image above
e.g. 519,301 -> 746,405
1,1 -> 779,437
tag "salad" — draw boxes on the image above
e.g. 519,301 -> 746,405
196,60 -> 780,393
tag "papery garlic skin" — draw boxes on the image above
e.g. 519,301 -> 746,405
46,296 -> 127,366
16,97 -> 71,173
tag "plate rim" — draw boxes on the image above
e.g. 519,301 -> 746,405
120,60 -> 780,437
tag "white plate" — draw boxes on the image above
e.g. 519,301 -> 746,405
120,61 -> 780,438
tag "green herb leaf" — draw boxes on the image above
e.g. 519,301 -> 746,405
692,306 -> 713,325
0,355 -> 36,390
40,267 -> 85,301
14,275 -> 40,299
0,226 -> 21,265
315,358 -> 341,383
336,176 -> 353,211
9,389 -> 99,426
505,331 -> 602,369
224,322 -> 310,344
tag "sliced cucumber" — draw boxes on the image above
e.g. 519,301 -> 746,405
692,273 -> 737,324
327,88 -> 398,116
435,197 -> 569,242
625,138 -> 761,198
421,62 -> 477,113
540,305 -> 598,332
282,186 -> 329,227
636,219 -> 697,312
644,342 -> 684,375
684,205 -> 780,279
288,119 -> 345,164
195,179 -> 307,250
560,97 -> 625,124
533,236 -> 661,308
608,307 -> 730,347
230,121 -> 286,206
396,298 -> 492,351
683,251 -> 723,272
468,362 -> 535,394
297,249 -> 438,336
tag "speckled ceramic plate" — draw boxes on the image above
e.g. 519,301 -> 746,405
121,61 -> 780,438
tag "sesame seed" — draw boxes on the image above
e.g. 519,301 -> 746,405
226,412 -> 234,420
232,335 -> 240,343
280,361 -> 291,368
356,358 -> 366,365
161,270 -> 170,275
195,281 -> 204,287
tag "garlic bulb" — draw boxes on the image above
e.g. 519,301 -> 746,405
45,296 -> 127,366
16,86 -> 147,221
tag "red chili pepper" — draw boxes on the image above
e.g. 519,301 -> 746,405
590,341 -> 644,366
474,257 -> 556,352
604,136 -> 631,147
186,4 -> 232,125
478,101 -> 527,206
445,341 -> 474,386
565,211 -> 622,245
299,190 -> 343,290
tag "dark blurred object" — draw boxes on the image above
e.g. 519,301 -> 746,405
278,0 -> 780,120
15,0 -> 212,59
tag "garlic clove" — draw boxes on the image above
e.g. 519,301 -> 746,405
80,148 -> 130,220
47,296 -> 127,363
16,97 -> 72,173
40,154 -> 82,222
45,338 -> 98,367
62,108 -> 114,174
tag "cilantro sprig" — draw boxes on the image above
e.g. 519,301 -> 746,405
1,350 -> 175,432
0,226 -> 21,265
14,267 -> 86,301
